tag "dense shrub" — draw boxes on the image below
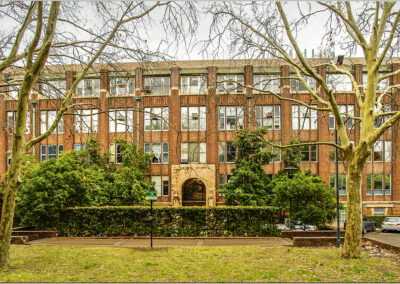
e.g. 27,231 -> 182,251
367,215 -> 400,228
58,206 -> 280,237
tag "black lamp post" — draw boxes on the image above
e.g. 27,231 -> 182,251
335,130 -> 341,248
284,166 -> 298,179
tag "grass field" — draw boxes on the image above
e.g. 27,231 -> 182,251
0,245 -> 399,282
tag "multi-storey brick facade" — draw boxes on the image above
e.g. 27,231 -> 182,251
1,59 -> 400,215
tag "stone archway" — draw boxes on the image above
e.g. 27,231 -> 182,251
171,164 -> 216,206
182,178 -> 206,206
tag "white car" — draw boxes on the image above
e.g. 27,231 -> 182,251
381,217 -> 400,232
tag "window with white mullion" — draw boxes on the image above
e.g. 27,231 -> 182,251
218,106 -> 244,131
76,78 -> 100,97
181,142 -> 206,163
329,104 -> 354,130
109,108 -> 134,133
181,106 -> 206,131
292,105 -> 317,130
290,76 -> 316,92
217,75 -> 244,93
255,105 -> 280,130
144,107 -> 169,132
75,109 -> 98,133
110,77 -> 135,96
326,74 -> 353,92
362,73 -> 389,92
144,142 -> 169,164
253,75 -> 280,93
181,76 -> 207,94
144,77 -> 170,95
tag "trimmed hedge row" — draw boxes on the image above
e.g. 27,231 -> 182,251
58,206 -> 280,237
367,215 -> 400,228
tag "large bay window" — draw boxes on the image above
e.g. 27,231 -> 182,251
7,111 -> 30,135
181,142 -> 206,163
144,107 -> 169,131
150,176 -> 169,197
369,141 -> 391,162
301,145 -> 317,162
290,76 -> 316,92
181,106 -> 206,131
218,142 -> 236,163
42,80 -> 66,98
40,144 -> 63,161
218,106 -> 244,131
367,174 -> 391,196
330,174 -> 347,195
363,74 -> 389,91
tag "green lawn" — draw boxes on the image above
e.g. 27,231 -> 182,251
0,245 -> 399,282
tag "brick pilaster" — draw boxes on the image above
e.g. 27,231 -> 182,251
280,65 -> 291,146
244,65 -> 254,129
169,67 -> 180,165
207,66 -> 218,165
63,71 -> 75,152
99,69 -> 109,152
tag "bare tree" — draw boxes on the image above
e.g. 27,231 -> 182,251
0,1 -> 198,267
205,1 -> 400,258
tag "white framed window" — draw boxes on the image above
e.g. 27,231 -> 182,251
339,209 -> 347,223
75,109 -> 98,133
374,207 -> 385,216
7,111 -> 30,135
110,77 -> 135,96
368,141 -> 391,162
367,173 -> 391,196
144,142 -> 169,164
181,75 -> 207,94
217,75 -> 244,93
74,144 -> 86,151
150,176 -> 169,197
218,106 -> 244,131
181,106 -> 206,131
144,77 -> 170,95
42,80 -> 66,98
76,78 -> 100,97
109,109 -> 134,133
255,105 -> 280,130
292,105 -> 317,130
374,105 -> 391,129
301,145 -> 317,162
253,75 -> 280,93
40,144 -> 63,161
109,143 -> 124,164
330,174 -> 347,195
218,142 -> 236,163
363,73 -> 389,91
290,76 -> 316,92
181,142 -> 206,163
329,105 -> 354,130
264,143 -> 281,162
144,107 -> 169,131
8,84 -> 20,99
326,74 -> 353,91
40,110 -> 63,135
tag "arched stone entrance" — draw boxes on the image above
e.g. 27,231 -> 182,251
182,178 -> 206,206
171,164 -> 216,206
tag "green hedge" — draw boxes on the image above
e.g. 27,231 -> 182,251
367,215 -> 400,228
58,206 -> 280,237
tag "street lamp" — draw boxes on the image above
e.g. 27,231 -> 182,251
284,166 -> 298,179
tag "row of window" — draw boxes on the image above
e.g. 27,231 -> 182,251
9,72 -> 389,99
10,103 -> 390,136
330,173 -> 391,196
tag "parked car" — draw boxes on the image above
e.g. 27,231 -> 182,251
381,217 -> 400,232
344,215 -> 376,234
284,219 -> 317,231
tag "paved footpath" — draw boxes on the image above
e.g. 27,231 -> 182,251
30,237 -> 293,247
364,231 -> 400,247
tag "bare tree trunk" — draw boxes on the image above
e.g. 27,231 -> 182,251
0,135 -> 26,267
343,159 -> 363,258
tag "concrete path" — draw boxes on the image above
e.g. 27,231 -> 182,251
365,231 -> 400,247
30,237 -> 293,247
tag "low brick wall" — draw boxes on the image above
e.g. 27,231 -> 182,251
11,236 -> 29,245
293,236 -> 344,246
11,230 -> 56,241
282,230 -> 345,239
363,237 -> 400,254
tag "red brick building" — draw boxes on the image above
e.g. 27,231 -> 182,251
1,59 -> 399,216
